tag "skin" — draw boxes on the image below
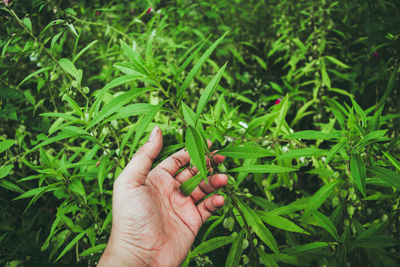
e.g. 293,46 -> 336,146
98,126 -> 228,267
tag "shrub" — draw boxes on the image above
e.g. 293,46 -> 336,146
1,1 -> 399,266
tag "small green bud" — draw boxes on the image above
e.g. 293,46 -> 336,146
340,189 -> 348,199
242,239 -> 249,250
347,205 -> 355,218
223,217 -> 234,231
350,192 -> 357,201
50,71 -> 59,81
348,187 -> 355,195
82,86 -> 90,94
71,80 -> 79,88
245,193 -> 253,198
108,173 -> 113,179
253,238 -> 258,246
242,255 -> 249,265
332,196 -> 340,207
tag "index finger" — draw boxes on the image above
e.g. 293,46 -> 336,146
152,140 -> 213,176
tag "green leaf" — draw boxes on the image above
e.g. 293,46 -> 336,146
257,249 -> 279,267
351,236 -> 400,248
62,95 -> 84,118
55,229 -> 90,262
377,69 -> 396,110
368,166 -> 400,189
383,151 -> 400,171
185,126 -> 208,181
350,153 -> 366,197
190,235 -> 235,258
0,140 -> 14,154
22,17 -> 33,32
312,211 -> 339,241
217,145 -> 274,159
257,210 -> 310,235
321,59 -> 331,89
58,58 -> 79,79
195,62 -> 227,119
180,173 -> 202,196
225,230 -> 244,267
120,40 -> 148,75
236,198 -> 279,253
283,242 -> 332,255
13,184 -> 60,200
0,165 -> 13,179
132,101 -> 165,150
181,102 -> 197,127
234,158 -> 257,189
274,95 -> 289,137
18,66 -> 52,87
73,40 -> 98,63
284,130 -> 342,140
69,179 -> 86,196
356,130 -> 388,148
88,87 -> 154,128
79,244 -> 107,256
269,198 -> 309,216
0,179 -> 24,193
101,75 -> 146,93
97,157 -> 108,194
325,141 -> 346,165
304,180 -> 341,217
178,32 -> 228,100
325,56 -> 350,69
42,203 -> 71,251
277,148 -> 329,161
350,98 -> 367,126
229,165 -> 297,173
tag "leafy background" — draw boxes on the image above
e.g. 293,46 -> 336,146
1,0 -> 400,266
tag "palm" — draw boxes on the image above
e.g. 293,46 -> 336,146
106,127 -> 227,267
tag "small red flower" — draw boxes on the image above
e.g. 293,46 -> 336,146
129,9 -> 135,14
373,51 -> 379,58
96,11 -> 101,16
274,98 -> 282,105
2,0 -> 9,6
146,7 -> 153,13
96,160 -> 101,167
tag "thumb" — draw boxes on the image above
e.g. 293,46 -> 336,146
120,126 -> 163,186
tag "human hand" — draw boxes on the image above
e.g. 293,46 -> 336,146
98,127 -> 228,267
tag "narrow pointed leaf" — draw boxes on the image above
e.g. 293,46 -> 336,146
257,210 -> 310,235
277,148 -> 329,161
368,166 -> 400,189
58,58 -> 79,79
217,146 -> 274,159
180,173 -> 202,196
225,230 -> 244,267
132,101 -> 165,150
350,153 -> 366,197
229,165 -> 297,173
258,249 -> 279,267
120,40 -> 148,75
0,140 -> 14,154
185,126 -> 207,181
55,229 -> 90,262
236,198 -> 279,253
304,180 -> 341,217
284,131 -> 342,140
190,235 -> 235,258
284,242 -> 332,255
312,211 -> 339,241
178,32 -> 228,100
196,62 -> 227,119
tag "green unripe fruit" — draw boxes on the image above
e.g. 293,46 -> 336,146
253,238 -> 258,246
223,217 -> 234,231
71,80 -> 79,88
347,205 -> 355,218
242,255 -> 249,265
242,239 -> 249,250
82,87 -> 90,94
340,189 -> 348,199
332,196 -> 340,207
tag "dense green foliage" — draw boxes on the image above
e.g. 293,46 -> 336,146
1,0 -> 400,266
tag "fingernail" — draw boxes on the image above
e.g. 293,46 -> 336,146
148,126 -> 159,142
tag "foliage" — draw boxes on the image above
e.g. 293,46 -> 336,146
1,0 -> 400,266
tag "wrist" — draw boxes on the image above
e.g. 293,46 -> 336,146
98,235 -> 150,267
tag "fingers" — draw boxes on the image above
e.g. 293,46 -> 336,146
152,149 -> 191,176
197,194 -> 225,223
120,127 -> 163,186
192,174 -> 228,202
152,139 -> 217,177
174,153 -> 225,183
